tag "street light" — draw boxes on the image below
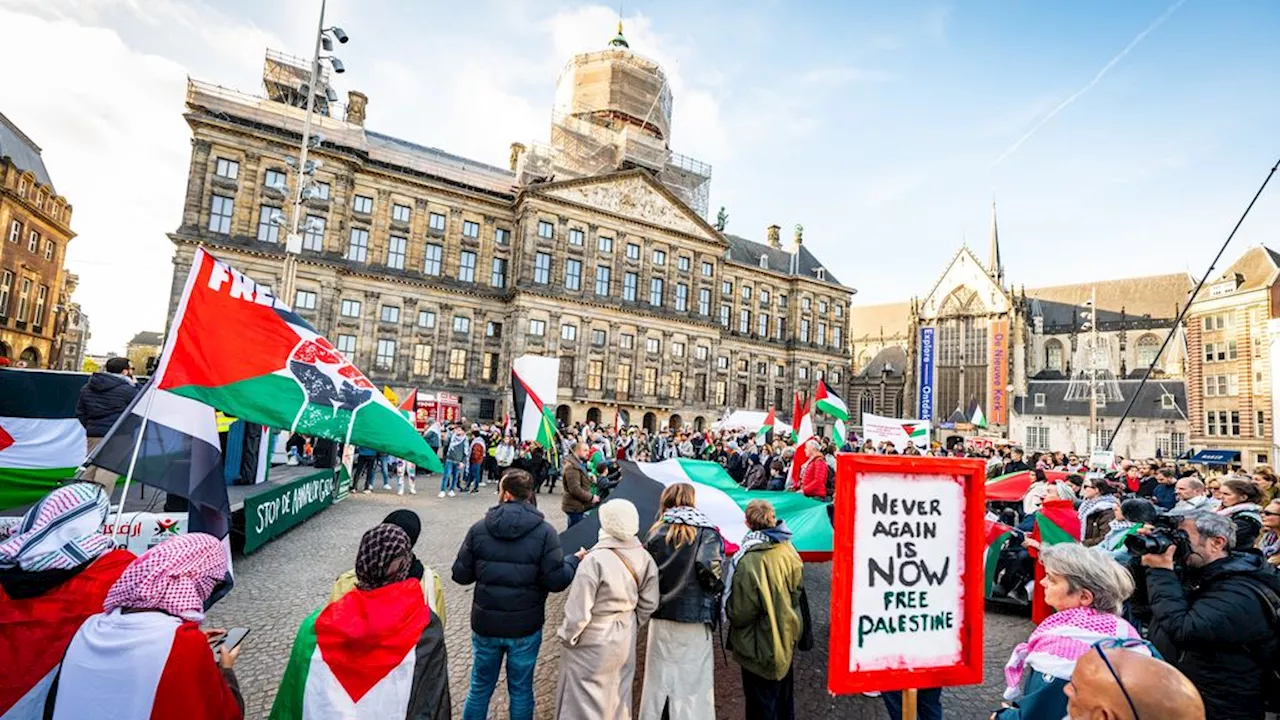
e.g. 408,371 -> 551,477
280,0 -> 350,307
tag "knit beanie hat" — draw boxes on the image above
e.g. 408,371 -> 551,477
598,499 -> 639,541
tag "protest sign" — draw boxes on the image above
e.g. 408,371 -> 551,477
861,412 -> 930,451
828,454 -> 985,695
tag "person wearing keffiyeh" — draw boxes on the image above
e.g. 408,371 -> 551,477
49,533 -> 243,720
639,484 -> 725,720
0,483 -> 135,718
992,543 -> 1145,720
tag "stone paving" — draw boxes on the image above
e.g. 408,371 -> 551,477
207,481 -> 1033,718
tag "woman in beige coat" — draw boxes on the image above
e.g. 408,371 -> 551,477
554,499 -> 660,720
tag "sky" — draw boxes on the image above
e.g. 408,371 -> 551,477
1,0 -> 1277,355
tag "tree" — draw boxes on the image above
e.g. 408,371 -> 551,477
715,206 -> 729,232
82,357 -> 100,373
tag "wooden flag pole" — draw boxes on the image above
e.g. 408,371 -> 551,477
901,689 -> 918,720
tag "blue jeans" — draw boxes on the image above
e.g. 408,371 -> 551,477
467,463 -> 483,491
463,630 -> 542,720
377,456 -> 391,487
442,461 -> 460,492
566,512 -> 586,529
881,688 -> 943,720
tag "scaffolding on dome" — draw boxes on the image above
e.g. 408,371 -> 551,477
262,48 -> 333,117
1064,334 -> 1125,404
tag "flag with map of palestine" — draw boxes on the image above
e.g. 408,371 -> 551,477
152,247 -> 442,473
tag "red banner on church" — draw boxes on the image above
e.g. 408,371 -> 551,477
989,318 -> 1009,425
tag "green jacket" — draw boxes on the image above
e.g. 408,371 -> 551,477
726,538 -> 804,680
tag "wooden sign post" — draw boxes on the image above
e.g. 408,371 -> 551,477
827,454 -> 986,700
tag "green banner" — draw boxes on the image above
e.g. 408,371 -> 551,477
244,469 -> 336,554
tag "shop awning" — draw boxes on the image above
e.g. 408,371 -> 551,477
1188,449 -> 1240,465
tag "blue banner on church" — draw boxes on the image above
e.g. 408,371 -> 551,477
918,327 -> 935,421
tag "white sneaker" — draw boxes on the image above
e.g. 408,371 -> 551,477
861,691 -> 881,698
448,490 -> 456,497
361,488 -> 371,494
437,491 -> 446,498
409,483 -> 417,495
398,487 -> 404,496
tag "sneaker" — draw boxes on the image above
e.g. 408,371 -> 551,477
409,486 -> 417,495
861,692 -> 881,698
383,485 -> 391,491
437,491 -> 446,499
361,488 -> 371,494
398,488 -> 404,496
448,490 -> 456,497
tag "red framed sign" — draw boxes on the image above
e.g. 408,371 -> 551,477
828,454 -> 986,695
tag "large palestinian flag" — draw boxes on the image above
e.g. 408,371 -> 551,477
512,355 -> 559,452
270,579 -> 450,719
561,459 -> 834,560
153,248 -> 440,473
985,469 -> 1071,502
0,369 -> 87,509
814,381 -> 849,446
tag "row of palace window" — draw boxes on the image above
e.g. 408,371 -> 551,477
7,220 -> 58,261
13,176 -> 69,224
1204,410 -> 1268,439
0,270 -> 49,327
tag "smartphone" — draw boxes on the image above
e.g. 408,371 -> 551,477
210,627 -> 250,655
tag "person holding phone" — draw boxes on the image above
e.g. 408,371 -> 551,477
48,533 -> 243,720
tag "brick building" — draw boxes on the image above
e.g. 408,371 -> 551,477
0,112 -> 76,367
1186,246 -> 1280,469
166,34 -> 852,429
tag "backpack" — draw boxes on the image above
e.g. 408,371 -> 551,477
1238,567 -> 1280,712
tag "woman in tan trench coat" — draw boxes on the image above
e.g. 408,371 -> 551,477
554,499 -> 660,720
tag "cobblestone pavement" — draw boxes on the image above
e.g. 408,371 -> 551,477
208,482 -> 1033,718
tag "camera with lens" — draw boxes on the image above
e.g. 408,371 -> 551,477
594,459 -> 622,501
1123,514 -> 1192,563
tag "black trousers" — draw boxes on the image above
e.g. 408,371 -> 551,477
742,666 -> 794,720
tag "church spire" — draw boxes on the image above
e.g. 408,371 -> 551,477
609,19 -> 629,48
989,199 -> 1004,285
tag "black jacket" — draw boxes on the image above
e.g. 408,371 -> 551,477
1146,552 -> 1278,720
645,524 -> 725,625
75,373 -> 139,437
451,500 -> 578,638
724,453 -> 746,484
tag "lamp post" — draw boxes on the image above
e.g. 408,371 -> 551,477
280,0 -> 348,308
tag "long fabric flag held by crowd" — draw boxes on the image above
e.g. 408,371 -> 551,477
561,459 -> 834,560
0,369 -> 87,509
512,354 -> 559,452
152,247 -> 441,473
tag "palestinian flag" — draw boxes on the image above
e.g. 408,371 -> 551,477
1031,498 -> 1081,623
756,407 -> 775,444
0,549 -> 134,717
0,369 -> 88,509
614,408 -> 628,435
789,394 -> 815,489
560,459 -> 834,560
398,389 -> 417,424
903,422 -> 929,443
814,381 -> 848,422
791,392 -> 810,445
270,579 -> 450,719
512,355 -> 559,452
985,470 -> 1070,502
983,518 -> 1016,597
970,401 -> 987,429
153,248 -> 442,473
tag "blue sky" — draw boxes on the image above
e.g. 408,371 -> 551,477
1,0 -> 1277,353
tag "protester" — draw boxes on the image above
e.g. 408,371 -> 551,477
1259,499 -> 1280,566
725,500 -> 804,720
1077,478 -> 1120,547
395,455 -> 417,496
562,442 -> 599,529
468,430 -> 487,493
271,524 -> 451,719
353,445 -> 378,494
74,356 -> 140,495
452,469 -> 580,720
1096,498 -> 1157,566
1142,510 -> 1279,720
330,509 -> 446,624
1215,478 -> 1264,549
639,483 -> 726,720
994,543 -> 1142,720
441,426 -> 468,498
1172,477 -> 1219,513
1151,468 -> 1178,510
0,483 -> 135,718
1004,447 -> 1032,474
1253,466 -> 1278,505
797,439 -> 831,501
554,500 -> 659,719
48,533 -> 242,720
1064,645 -> 1205,720
496,436 -> 517,475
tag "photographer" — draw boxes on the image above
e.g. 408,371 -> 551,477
1140,510 -> 1279,720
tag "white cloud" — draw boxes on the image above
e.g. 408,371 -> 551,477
0,8 -> 192,355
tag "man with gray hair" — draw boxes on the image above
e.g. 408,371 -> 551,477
1171,476 -> 1219,513
1142,510 -> 1280,719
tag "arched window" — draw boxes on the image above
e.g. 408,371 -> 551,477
1136,334 -> 1161,369
857,350 -> 871,372
859,390 -> 875,422
1045,339 -> 1064,372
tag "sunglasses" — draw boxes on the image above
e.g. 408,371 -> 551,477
1263,510 -> 1280,518
1090,638 -> 1162,719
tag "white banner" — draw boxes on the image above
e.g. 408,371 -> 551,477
862,412 -> 931,450
0,511 -> 189,556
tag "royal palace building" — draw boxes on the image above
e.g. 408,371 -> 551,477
167,31 -> 853,430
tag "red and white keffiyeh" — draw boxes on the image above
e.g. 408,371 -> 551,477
104,533 -> 228,621
1003,606 -> 1145,701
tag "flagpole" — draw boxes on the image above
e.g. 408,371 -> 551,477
110,381 -> 159,545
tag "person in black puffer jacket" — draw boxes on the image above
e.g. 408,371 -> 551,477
639,482 -> 725,720
452,469 -> 579,720
1143,509 -> 1280,720
75,358 -> 140,496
